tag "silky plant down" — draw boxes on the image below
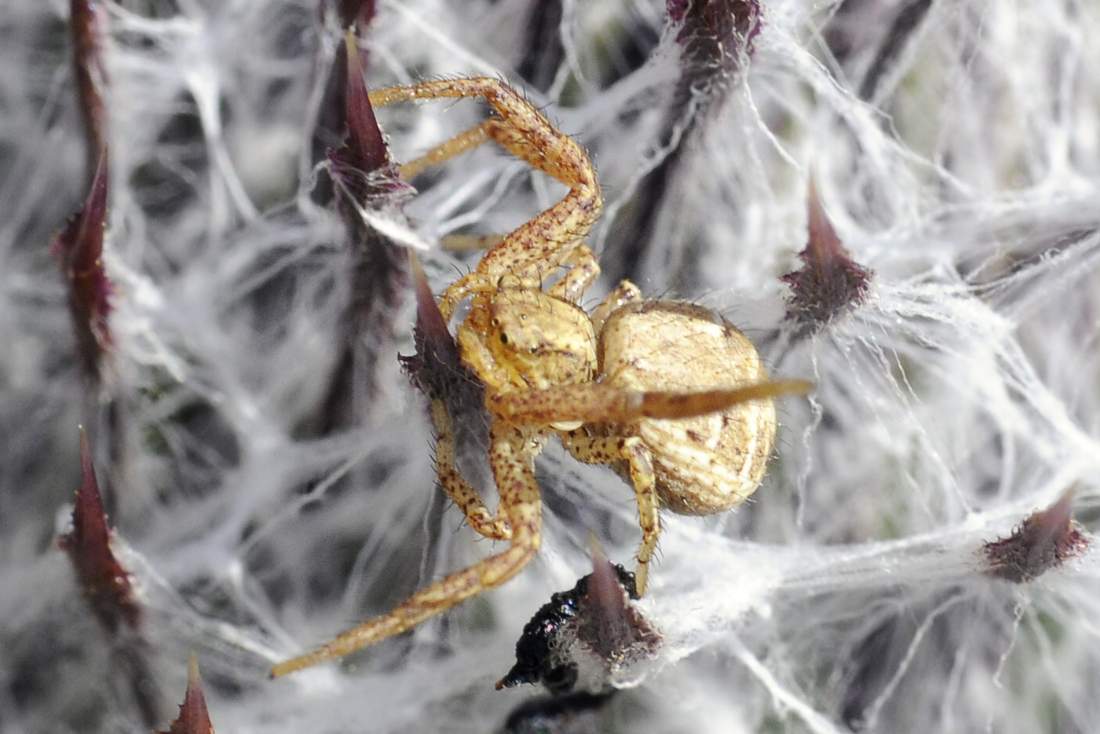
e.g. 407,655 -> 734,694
2,1 -> 1099,732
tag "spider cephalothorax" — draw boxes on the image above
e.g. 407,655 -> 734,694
272,75 -> 807,678
461,282 -> 598,398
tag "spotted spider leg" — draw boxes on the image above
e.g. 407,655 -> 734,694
430,400 -> 511,541
270,423 -> 542,678
417,243 -> 597,545
563,431 -> 660,596
367,77 -> 602,321
396,126 -> 504,253
486,379 -> 813,427
440,239 -> 598,300
546,245 -> 600,302
402,252 -> 514,543
426,260 -> 597,551
375,82 -> 597,540
589,279 -> 643,331
396,118 -> 498,181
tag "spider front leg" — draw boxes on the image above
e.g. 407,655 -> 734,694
399,117 -> 553,185
397,119 -> 497,181
430,400 -> 511,541
368,79 -> 596,191
487,379 -> 812,426
368,77 -> 601,321
270,425 -> 542,678
547,245 -> 600,304
440,233 -> 504,252
438,238 -> 598,304
590,279 -> 642,331
563,432 -> 659,595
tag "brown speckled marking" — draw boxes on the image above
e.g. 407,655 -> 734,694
271,424 -> 542,679
565,433 -> 660,595
430,401 -> 511,541
487,380 -> 798,427
547,245 -> 600,303
367,77 -> 601,322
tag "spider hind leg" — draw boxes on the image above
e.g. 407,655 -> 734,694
431,401 -> 511,541
564,432 -> 659,596
270,427 -> 542,678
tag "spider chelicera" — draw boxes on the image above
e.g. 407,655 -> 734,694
271,76 -> 808,678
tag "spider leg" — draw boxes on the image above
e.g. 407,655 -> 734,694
547,244 -> 599,303
563,432 -> 659,596
438,184 -> 597,320
398,119 -> 495,180
440,233 -> 504,252
439,239 -> 597,304
487,379 -> 812,425
590,279 -> 642,331
431,401 -> 511,541
403,115 -> 574,188
368,77 -> 601,321
396,113 -> 597,297
368,79 -> 596,188
270,425 -> 542,678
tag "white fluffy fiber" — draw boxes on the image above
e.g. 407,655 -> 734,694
3,1 -> 1100,732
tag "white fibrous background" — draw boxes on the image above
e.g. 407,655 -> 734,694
3,1 -> 1100,732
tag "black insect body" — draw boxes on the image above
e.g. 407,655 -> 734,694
498,563 -> 659,695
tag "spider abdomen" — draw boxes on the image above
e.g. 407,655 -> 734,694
597,301 -> 777,515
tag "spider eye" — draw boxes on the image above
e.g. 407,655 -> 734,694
499,333 -> 509,345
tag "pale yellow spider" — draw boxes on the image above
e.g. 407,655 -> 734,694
271,76 -> 808,678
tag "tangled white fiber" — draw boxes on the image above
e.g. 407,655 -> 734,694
3,1 -> 1100,732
